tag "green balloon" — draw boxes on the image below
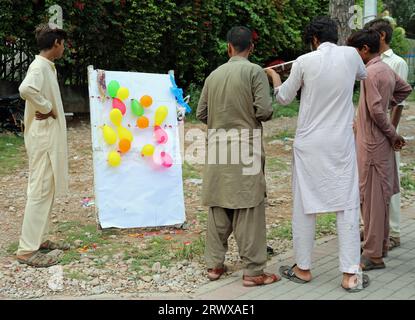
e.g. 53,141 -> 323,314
107,80 -> 120,98
131,99 -> 144,117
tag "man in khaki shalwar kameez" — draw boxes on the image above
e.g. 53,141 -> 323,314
196,26 -> 279,287
16,24 -> 69,267
348,30 -> 412,271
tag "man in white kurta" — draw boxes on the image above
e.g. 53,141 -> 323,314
16,24 -> 69,266
267,17 -> 368,290
365,18 -> 409,250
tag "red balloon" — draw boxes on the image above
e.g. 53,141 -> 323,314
112,98 -> 126,115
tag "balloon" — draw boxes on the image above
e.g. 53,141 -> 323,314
136,116 -> 149,129
112,98 -> 126,115
109,108 -> 123,127
116,87 -> 129,101
117,126 -> 133,142
119,138 -> 131,153
131,99 -> 144,117
141,144 -> 155,157
108,151 -> 121,167
154,106 -> 168,126
107,80 -> 120,98
154,125 -> 168,144
102,125 -> 117,145
140,95 -> 153,108
161,151 -> 173,168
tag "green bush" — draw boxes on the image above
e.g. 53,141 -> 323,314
1,0 -> 329,89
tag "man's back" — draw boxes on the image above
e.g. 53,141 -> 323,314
295,43 -> 366,134
198,56 -> 272,130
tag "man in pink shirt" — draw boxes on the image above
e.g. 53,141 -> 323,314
347,30 -> 412,271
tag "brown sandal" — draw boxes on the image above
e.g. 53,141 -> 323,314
40,240 -> 72,251
207,265 -> 228,281
17,250 -> 62,268
242,273 -> 281,287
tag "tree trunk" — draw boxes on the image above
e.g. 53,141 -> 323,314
330,0 -> 355,45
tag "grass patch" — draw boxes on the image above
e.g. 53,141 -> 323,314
0,134 -> 25,175
4,241 -> 19,256
56,222 -> 110,265
267,213 -> 337,240
127,237 -> 175,273
182,161 -> 201,180
272,100 -> 299,118
65,270 -> 89,281
407,90 -> 415,102
266,157 -> 288,171
401,162 -> 415,191
315,213 -> 337,237
175,236 -> 205,260
401,174 -> 415,191
268,129 -> 295,141
196,211 -> 208,224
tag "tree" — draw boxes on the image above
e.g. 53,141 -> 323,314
329,0 -> 354,45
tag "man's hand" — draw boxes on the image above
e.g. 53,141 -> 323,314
35,110 -> 56,120
265,68 -> 282,88
392,135 -> 406,151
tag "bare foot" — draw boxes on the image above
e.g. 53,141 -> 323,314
342,273 -> 358,289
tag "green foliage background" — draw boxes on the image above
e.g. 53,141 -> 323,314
0,0 -> 329,87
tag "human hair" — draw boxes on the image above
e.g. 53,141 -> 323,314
226,26 -> 252,53
304,16 -> 338,45
347,29 -> 380,54
34,23 -> 67,51
364,18 -> 393,44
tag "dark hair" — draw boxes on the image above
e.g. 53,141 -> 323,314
226,26 -> 252,53
35,23 -> 67,51
364,18 -> 393,44
347,29 -> 380,53
304,16 -> 338,45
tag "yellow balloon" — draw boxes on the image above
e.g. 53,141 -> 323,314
109,108 -> 123,127
141,144 -> 155,156
154,106 -> 168,126
117,126 -> 133,142
108,151 -> 121,167
102,125 -> 117,145
116,87 -> 129,101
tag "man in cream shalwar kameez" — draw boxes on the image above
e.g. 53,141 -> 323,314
267,17 -> 368,290
16,26 -> 68,265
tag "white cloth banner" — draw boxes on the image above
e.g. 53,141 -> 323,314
87,67 -> 185,228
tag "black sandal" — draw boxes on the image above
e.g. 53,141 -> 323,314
279,264 -> 310,284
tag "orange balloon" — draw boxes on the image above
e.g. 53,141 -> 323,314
137,116 -> 149,129
140,95 -> 153,108
119,139 -> 131,153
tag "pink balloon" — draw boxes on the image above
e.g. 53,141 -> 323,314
112,98 -> 126,115
154,126 -> 168,144
161,151 -> 173,168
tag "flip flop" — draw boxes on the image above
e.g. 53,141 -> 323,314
360,256 -> 385,271
341,274 -> 370,293
279,264 -> 310,284
242,273 -> 280,287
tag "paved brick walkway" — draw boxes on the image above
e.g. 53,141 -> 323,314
194,205 -> 415,300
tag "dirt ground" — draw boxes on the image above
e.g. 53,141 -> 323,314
0,101 -> 414,298
1,104 -> 415,253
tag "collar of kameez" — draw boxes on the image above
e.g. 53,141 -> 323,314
36,55 -> 56,70
317,42 -> 337,50
366,55 -> 382,67
229,56 -> 248,63
381,48 -> 394,58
